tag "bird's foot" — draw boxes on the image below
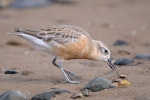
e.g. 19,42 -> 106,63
64,70 -> 81,80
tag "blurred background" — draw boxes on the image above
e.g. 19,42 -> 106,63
0,0 -> 150,99
0,0 -> 150,43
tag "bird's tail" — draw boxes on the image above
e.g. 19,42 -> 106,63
7,28 -> 50,51
7,28 -> 38,36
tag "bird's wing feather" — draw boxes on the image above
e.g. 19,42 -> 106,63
38,25 -> 91,44
14,25 -> 91,45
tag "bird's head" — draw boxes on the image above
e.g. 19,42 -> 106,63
93,40 -> 117,71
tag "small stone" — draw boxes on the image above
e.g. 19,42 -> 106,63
71,93 -> 83,99
134,54 -> 150,60
82,89 -> 91,97
0,90 -> 28,100
31,89 -> 70,100
119,74 -> 126,79
51,0 -> 76,5
83,77 -> 115,92
112,78 -> 122,82
10,0 -> 51,9
113,40 -> 129,46
112,79 -> 131,88
144,43 -> 150,47
6,40 -> 23,46
21,71 -> 34,75
4,70 -> 19,74
114,58 -> 134,65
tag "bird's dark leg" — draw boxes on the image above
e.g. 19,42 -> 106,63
52,56 -> 60,68
52,56 -> 81,80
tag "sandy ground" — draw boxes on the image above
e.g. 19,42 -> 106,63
0,0 -> 150,99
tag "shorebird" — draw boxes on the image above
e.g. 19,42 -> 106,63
8,25 -> 119,84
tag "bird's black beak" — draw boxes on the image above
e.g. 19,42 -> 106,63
106,59 -> 116,71
106,58 -> 120,76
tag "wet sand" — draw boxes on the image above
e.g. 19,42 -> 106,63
0,0 -> 150,99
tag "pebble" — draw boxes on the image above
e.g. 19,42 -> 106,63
71,89 -> 91,99
6,40 -> 23,46
114,58 -> 134,65
112,79 -> 131,88
0,90 -> 28,100
134,54 -> 150,60
119,74 -> 126,79
21,71 -> 34,76
31,89 -> 70,100
71,93 -> 83,99
10,0 -> 51,9
82,89 -> 91,96
83,77 -> 115,92
113,40 -> 129,46
52,0 -> 75,4
4,70 -> 19,74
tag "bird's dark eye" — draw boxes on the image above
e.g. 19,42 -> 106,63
104,49 -> 108,54
102,47 -> 109,55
